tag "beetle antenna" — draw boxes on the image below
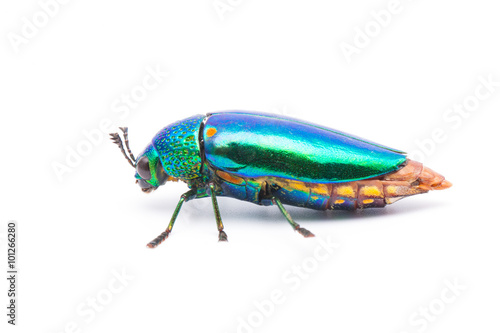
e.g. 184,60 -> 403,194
119,127 -> 136,163
109,132 -> 135,168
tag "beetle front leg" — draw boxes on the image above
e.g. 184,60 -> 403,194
147,188 -> 198,248
209,183 -> 228,242
272,197 -> 315,238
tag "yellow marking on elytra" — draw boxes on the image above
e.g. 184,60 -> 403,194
360,186 -> 382,197
363,199 -> 374,204
206,128 -> 217,137
337,186 -> 355,198
334,199 -> 345,204
216,170 -> 244,185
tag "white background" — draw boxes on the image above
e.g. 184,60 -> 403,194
1,1 -> 499,332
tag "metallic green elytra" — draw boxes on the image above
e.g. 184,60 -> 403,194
110,111 -> 451,248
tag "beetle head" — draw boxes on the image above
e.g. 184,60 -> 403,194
110,127 -> 177,193
134,144 -> 172,193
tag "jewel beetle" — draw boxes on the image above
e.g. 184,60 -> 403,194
110,111 -> 452,248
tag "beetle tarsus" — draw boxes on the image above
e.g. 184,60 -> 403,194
296,227 -> 315,238
147,231 -> 169,248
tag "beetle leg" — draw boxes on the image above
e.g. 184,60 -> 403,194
209,183 -> 228,242
272,197 -> 315,238
147,188 -> 197,248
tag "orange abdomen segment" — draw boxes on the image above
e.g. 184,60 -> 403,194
328,159 -> 452,210
270,159 -> 451,211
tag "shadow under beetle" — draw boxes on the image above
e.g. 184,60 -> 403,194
110,111 -> 451,248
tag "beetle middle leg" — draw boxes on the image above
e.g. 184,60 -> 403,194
209,183 -> 228,242
147,188 -> 198,248
272,197 -> 315,238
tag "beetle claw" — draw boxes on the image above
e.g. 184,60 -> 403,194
218,230 -> 228,242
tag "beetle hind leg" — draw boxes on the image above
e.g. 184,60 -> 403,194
272,197 -> 315,238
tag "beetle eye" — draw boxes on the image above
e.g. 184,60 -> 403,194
137,156 -> 151,180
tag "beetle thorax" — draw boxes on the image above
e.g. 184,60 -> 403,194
152,114 -> 206,183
